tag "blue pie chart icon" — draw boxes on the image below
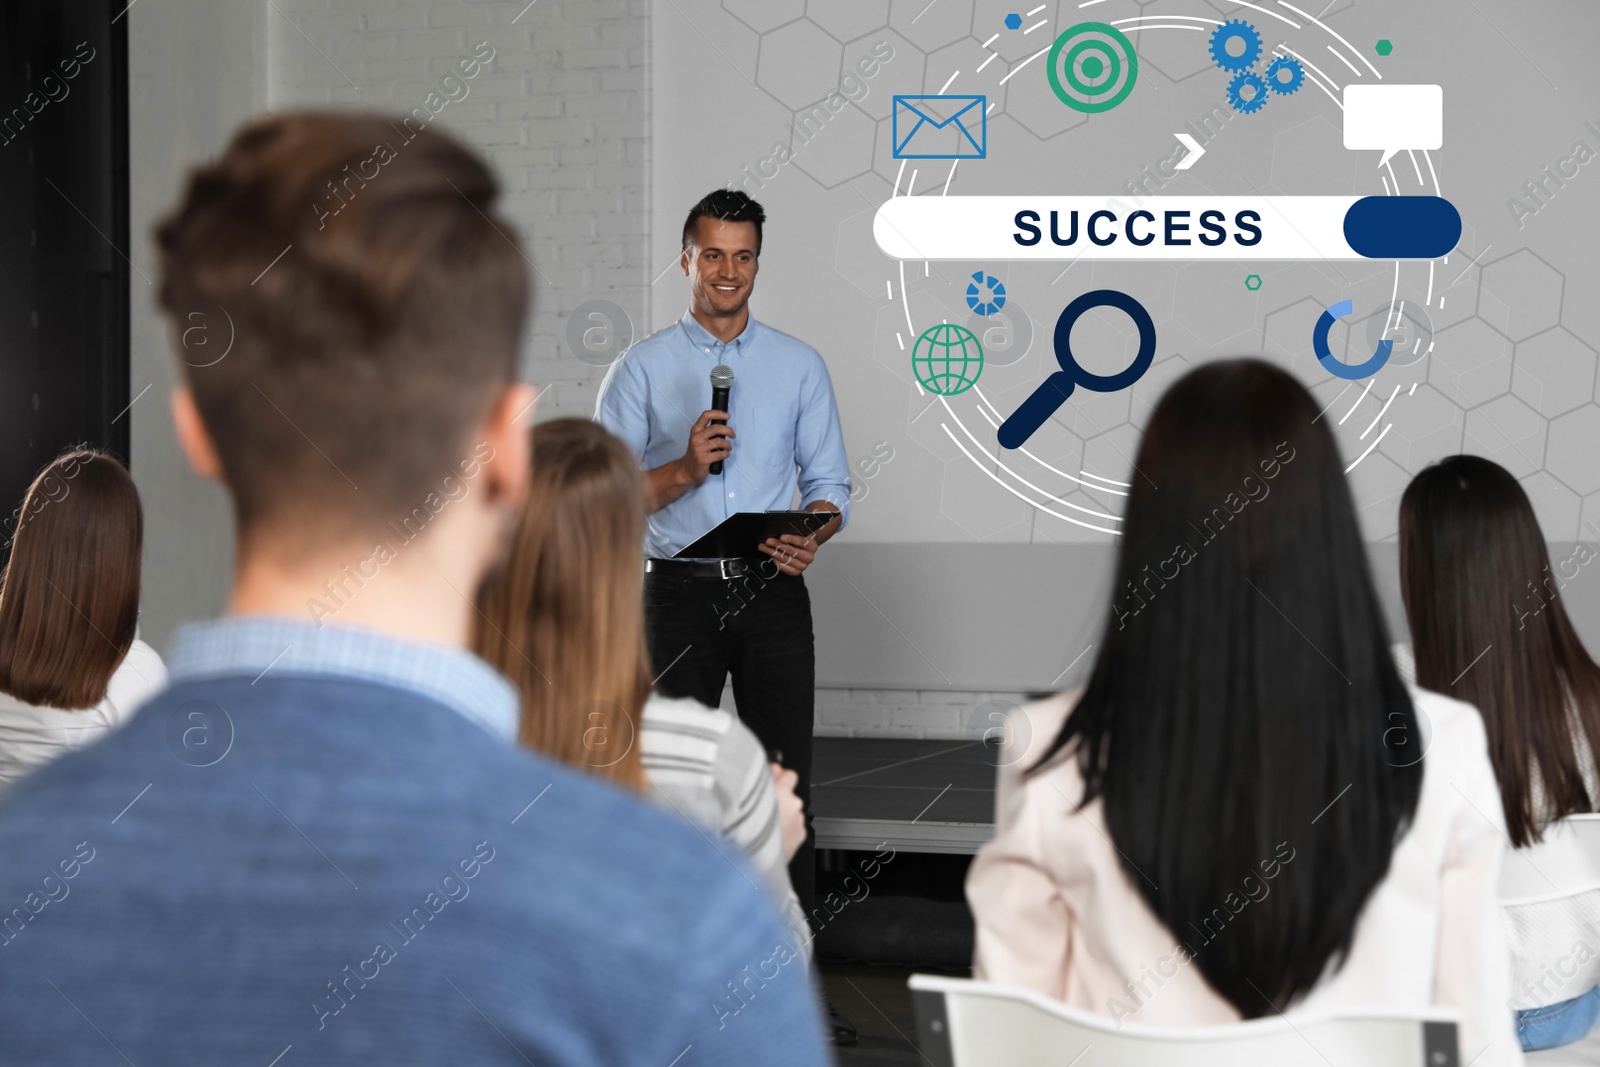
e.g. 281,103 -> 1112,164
1314,299 -> 1393,381
966,272 -> 1006,316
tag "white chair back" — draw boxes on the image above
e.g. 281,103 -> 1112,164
1500,813 -> 1600,903
908,974 -> 1461,1067
1499,813 -> 1600,1011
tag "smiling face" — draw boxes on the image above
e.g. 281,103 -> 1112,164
682,217 -> 760,320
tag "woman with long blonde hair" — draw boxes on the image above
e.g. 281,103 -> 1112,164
474,418 -> 807,947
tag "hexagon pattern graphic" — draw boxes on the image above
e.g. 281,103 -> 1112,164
724,0 -> 805,35
1480,249 -> 1564,343
806,0 -> 890,43
706,0 -> 1597,544
889,0 -> 972,53
1514,328 -> 1598,419
757,21 -> 843,110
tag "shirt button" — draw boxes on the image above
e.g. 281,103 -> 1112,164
729,492 -> 736,498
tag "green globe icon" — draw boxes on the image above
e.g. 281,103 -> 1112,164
912,323 -> 984,396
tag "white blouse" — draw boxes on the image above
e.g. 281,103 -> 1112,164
0,638 -> 167,790
1395,642 -> 1600,1011
966,686 -> 1523,1067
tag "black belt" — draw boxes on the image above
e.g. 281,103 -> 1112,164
645,557 -> 766,580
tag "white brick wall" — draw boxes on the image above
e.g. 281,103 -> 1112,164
266,0 -> 650,422
262,2 -> 1013,740
711,684 -> 1031,739
813,688 -> 1035,740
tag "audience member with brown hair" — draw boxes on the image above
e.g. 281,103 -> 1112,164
1400,455 -> 1600,1051
0,449 -> 166,789
0,112 -> 827,1065
475,417 -> 810,951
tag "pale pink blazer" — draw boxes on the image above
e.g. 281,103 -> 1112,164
966,687 -> 1523,1067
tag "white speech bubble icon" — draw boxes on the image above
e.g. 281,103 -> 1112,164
1343,84 -> 1442,168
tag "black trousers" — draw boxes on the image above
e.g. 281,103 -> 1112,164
644,566 -> 817,919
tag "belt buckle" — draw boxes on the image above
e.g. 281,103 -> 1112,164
717,558 -> 741,581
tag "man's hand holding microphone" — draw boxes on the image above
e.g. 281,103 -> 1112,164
679,407 -> 734,483
642,360 -> 839,575
645,364 -> 736,510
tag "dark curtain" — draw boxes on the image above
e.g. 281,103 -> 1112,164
0,1 -> 129,559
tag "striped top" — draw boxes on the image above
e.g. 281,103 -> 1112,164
639,693 -> 810,956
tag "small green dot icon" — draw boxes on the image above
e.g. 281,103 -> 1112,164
1375,39 -> 1393,56
1244,274 -> 1263,291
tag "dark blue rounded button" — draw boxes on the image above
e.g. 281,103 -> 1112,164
1343,195 -> 1462,260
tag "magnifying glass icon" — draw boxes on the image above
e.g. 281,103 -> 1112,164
998,289 -> 1157,450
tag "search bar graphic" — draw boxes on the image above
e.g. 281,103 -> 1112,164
873,195 -> 1460,262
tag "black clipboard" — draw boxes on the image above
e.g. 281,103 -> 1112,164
673,510 -> 833,559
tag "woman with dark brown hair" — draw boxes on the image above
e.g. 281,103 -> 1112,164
1400,454 -> 1600,1051
0,449 -> 167,789
967,363 -> 1518,1063
474,418 -> 809,951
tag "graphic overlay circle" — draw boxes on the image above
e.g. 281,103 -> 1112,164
1047,23 -> 1138,114
574,699 -> 637,770
965,304 -> 1034,368
1264,55 -> 1305,95
997,290 -> 1157,449
963,699 -> 1031,768
177,304 -> 235,368
869,9 -> 1449,513
1208,19 -> 1263,71
165,700 -> 235,767
1227,70 -> 1270,115
565,299 -> 635,368
1314,299 -> 1393,380
1364,302 -> 1435,369
1052,289 -> 1159,393
911,323 -> 985,396
1381,700 -> 1432,768
965,271 -> 1007,316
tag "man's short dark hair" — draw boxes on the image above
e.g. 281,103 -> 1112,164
154,111 -> 528,543
682,189 -> 765,255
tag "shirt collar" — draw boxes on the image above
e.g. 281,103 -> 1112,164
165,615 -> 519,743
678,308 -> 758,354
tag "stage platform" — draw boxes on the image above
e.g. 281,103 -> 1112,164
811,737 -> 998,855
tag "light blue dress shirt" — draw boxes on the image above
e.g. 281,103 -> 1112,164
166,615 -> 519,742
596,310 -> 852,559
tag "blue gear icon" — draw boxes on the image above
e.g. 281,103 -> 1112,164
1227,70 -> 1270,114
1209,19 -> 1262,72
1264,55 -> 1305,94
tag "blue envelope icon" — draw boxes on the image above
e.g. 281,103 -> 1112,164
892,95 -> 987,160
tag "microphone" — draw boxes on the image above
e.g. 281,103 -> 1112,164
709,364 -> 734,475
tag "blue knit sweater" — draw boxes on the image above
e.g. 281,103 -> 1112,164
0,675 -> 827,1065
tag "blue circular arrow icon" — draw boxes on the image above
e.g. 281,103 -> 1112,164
1314,299 -> 1393,380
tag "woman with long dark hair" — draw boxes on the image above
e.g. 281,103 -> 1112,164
966,362 -> 1519,1064
0,449 -> 167,788
1400,455 -> 1600,1050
